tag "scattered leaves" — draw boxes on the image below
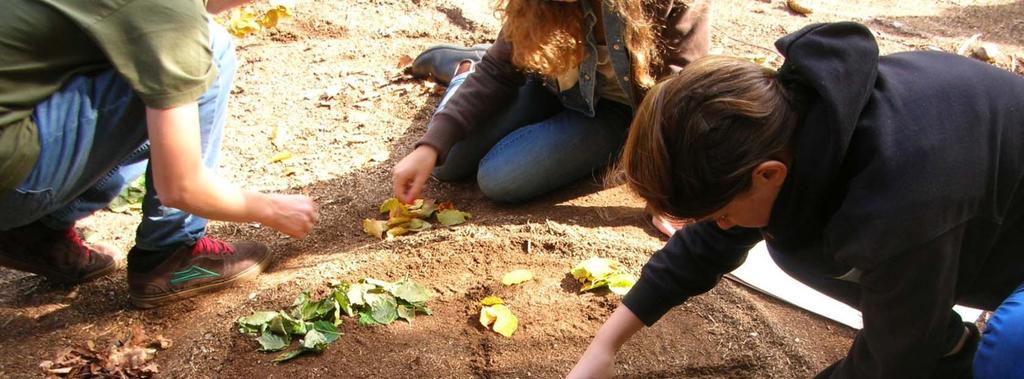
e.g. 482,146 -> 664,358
479,298 -> 518,337
501,269 -> 534,286
270,150 -> 293,163
570,257 -> 636,296
39,326 -> 171,378
108,176 -> 146,213
237,277 -> 432,363
363,198 -> 470,240
221,2 -> 293,38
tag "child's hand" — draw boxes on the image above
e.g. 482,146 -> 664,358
393,145 -> 438,204
567,345 -> 615,379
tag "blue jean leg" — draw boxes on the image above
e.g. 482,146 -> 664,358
0,20 -> 237,251
431,73 -> 563,181
974,283 -> 1024,378
134,20 -> 237,250
0,67 -> 149,231
476,99 -> 632,203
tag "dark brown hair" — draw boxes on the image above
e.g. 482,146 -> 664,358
610,55 -> 800,221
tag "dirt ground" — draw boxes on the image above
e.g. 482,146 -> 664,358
2,0 -> 1023,377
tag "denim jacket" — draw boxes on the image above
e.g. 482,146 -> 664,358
419,0 -> 712,164
552,0 -> 638,116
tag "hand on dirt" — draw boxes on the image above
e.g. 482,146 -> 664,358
261,193 -> 318,238
393,145 -> 438,204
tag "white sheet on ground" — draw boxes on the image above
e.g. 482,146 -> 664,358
726,242 -> 983,329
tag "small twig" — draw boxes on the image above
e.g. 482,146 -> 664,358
715,27 -> 784,59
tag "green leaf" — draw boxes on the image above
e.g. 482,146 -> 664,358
269,313 -> 307,335
436,209 -> 471,226
392,278 -> 430,304
301,329 -> 330,352
369,296 -> 399,324
347,283 -> 372,306
357,311 -> 379,326
405,218 -> 432,232
363,277 -> 393,291
311,320 -> 342,344
237,311 -> 279,335
409,199 -> 437,218
397,305 -> 415,323
333,289 -> 354,318
272,349 -> 306,363
257,331 -> 290,352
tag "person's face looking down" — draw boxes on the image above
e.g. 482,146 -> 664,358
700,161 -> 787,230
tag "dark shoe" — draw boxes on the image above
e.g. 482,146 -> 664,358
127,237 -> 271,308
0,222 -> 123,283
409,44 -> 490,85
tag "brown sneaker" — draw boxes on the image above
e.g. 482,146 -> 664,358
0,222 -> 123,283
127,237 -> 272,308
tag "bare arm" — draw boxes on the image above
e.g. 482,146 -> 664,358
205,0 -> 256,15
568,305 -> 645,379
146,104 -> 317,238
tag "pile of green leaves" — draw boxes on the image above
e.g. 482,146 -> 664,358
363,198 -> 471,240
236,277 -> 432,363
107,176 -> 146,213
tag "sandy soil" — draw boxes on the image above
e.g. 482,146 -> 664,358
2,0 -> 1022,377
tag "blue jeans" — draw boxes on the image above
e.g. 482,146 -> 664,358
433,70 -> 632,203
975,282 -> 1024,378
0,20 -> 236,251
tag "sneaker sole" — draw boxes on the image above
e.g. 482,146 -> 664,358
129,252 -> 273,309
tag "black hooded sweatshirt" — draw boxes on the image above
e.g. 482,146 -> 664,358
623,22 -> 1024,378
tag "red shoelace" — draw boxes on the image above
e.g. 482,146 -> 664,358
62,226 -> 91,258
191,237 -> 235,256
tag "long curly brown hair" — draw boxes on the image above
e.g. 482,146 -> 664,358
493,0 -> 663,89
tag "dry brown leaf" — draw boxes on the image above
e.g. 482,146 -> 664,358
786,0 -> 813,15
397,54 -> 414,69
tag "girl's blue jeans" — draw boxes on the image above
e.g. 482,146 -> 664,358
0,20 -> 236,251
432,70 -> 632,203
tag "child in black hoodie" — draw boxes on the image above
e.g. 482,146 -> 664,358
569,22 -> 1024,378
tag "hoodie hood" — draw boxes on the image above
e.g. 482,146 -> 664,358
766,22 -> 1024,270
764,22 -> 878,269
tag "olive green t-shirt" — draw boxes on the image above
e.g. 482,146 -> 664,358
0,0 -> 216,192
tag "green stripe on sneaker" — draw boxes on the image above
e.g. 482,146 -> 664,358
170,265 -> 220,285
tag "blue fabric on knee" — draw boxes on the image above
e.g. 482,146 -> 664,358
974,283 -> 1024,378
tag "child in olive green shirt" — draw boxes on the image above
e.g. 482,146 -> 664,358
0,0 -> 317,308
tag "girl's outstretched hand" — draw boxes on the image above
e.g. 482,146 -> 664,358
567,345 -> 615,379
393,145 -> 438,204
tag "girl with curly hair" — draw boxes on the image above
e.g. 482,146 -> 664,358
393,0 -> 710,224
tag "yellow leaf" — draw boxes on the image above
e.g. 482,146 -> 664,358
386,226 -> 409,239
226,7 -> 261,37
479,306 -> 496,327
270,150 -> 293,163
379,198 -> 401,214
501,269 -> 534,286
571,257 -> 618,282
607,273 -> 636,296
490,304 -> 518,337
387,216 -> 412,227
362,219 -> 387,239
257,6 -> 292,29
479,296 -> 504,306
